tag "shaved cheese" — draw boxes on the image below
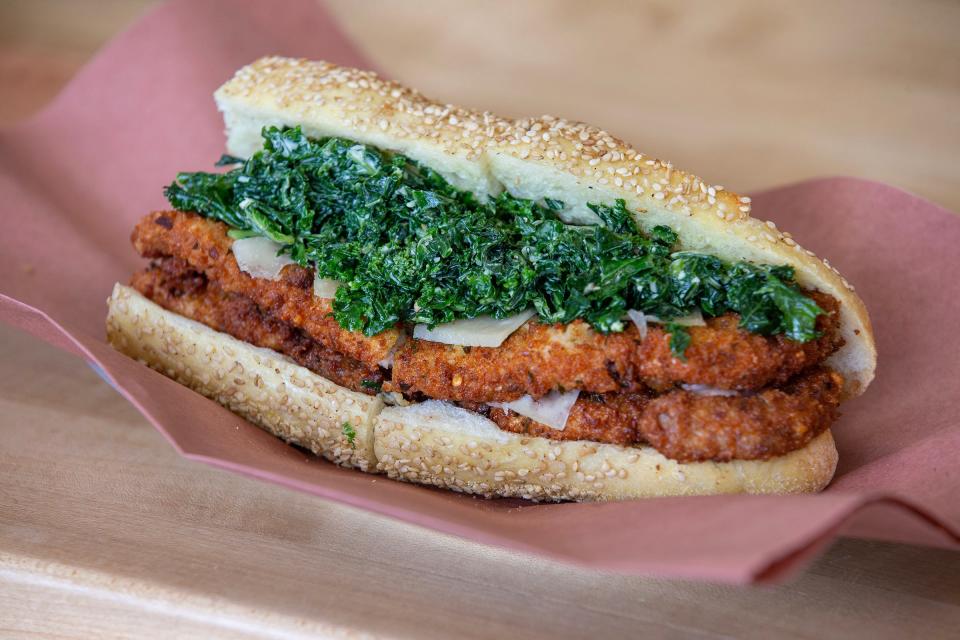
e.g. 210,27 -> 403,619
627,309 -> 648,340
628,308 -> 705,337
413,310 -> 535,348
313,275 -> 342,299
490,389 -> 580,431
681,384 -> 739,397
232,236 -> 294,280
646,309 -> 706,327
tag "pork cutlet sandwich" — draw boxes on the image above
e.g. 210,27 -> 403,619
106,57 -> 876,501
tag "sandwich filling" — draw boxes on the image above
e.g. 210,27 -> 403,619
127,127 -> 847,464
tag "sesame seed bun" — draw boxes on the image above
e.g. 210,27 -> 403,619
106,285 -> 838,501
374,401 -> 837,500
106,284 -> 382,472
214,56 -> 875,398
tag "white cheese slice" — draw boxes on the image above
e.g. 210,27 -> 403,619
626,309 -> 648,339
490,389 -> 581,431
313,275 -> 342,299
680,384 -> 740,397
231,236 -> 294,280
413,310 -> 535,348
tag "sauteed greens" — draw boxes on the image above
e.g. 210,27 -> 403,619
165,126 -> 823,357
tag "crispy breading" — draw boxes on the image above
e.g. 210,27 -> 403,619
390,292 -> 842,403
483,368 -> 842,462
469,392 -> 648,446
638,368 -> 843,462
390,320 -> 645,402
131,259 -> 384,394
636,292 -> 842,392
131,211 -> 400,368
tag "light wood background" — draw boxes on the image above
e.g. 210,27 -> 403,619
2,1 -> 959,638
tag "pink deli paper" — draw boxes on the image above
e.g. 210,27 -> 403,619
1,0 -> 957,584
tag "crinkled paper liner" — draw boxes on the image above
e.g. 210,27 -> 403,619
1,0 -> 957,583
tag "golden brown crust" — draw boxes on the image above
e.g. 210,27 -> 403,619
214,56 -> 875,398
638,369 -> 843,462
131,210 -> 401,368
636,292 -> 842,391
481,368 -> 842,462
390,319 -> 644,402
390,294 -> 842,402
130,260 -> 384,394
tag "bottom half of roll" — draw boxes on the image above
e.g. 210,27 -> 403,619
105,284 -> 838,501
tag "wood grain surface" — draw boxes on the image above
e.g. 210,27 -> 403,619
2,1 -> 959,638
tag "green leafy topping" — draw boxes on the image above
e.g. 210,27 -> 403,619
664,323 -> 692,360
226,228 -> 261,240
164,126 -> 825,354
360,378 -> 383,391
341,422 -> 356,447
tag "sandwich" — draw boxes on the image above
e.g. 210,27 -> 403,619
106,57 -> 876,501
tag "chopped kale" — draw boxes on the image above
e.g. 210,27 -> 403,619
664,323 -> 692,360
360,378 -> 383,391
165,126 -> 824,355
341,422 -> 356,447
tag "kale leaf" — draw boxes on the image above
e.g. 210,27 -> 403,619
342,422 -> 357,447
164,126 -> 824,352
664,323 -> 692,360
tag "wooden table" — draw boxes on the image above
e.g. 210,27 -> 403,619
2,1 -> 959,637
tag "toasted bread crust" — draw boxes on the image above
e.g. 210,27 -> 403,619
131,210 -> 401,368
390,293 -> 842,402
